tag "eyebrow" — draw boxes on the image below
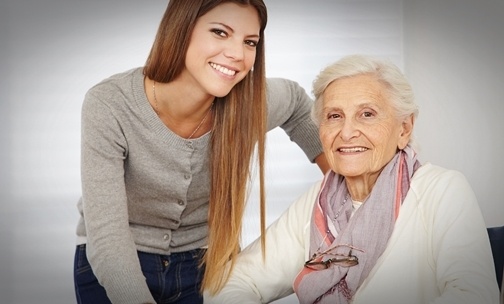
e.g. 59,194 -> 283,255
322,106 -> 341,112
209,22 -> 260,39
322,103 -> 380,113
356,102 -> 379,109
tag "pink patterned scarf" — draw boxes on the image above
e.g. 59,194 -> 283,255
294,147 -> 420,304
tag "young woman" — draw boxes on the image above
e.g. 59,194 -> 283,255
73,1 -> 328,303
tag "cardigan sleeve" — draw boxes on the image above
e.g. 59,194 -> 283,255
81,89 -> 156,304
204,181 -> 322,304
265,78 -> 323,163
426,168 -> 500,304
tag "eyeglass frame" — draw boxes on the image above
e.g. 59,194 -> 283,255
304,243 -> 364,270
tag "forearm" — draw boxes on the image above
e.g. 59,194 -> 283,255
266,78 -> 324,163
430,171 -> 500,303
83,190 -> 155,304
206,182 -> 321,303
314,152 -> 330,174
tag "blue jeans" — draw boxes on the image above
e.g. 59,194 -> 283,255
73,244 -> 206,304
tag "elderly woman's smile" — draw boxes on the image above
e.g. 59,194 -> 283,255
336,146 -> 369,153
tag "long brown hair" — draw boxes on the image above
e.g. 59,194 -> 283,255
143,0 -> 268,294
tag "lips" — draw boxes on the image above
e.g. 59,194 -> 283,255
210,62 -> 237,76
337,147 -> 369,153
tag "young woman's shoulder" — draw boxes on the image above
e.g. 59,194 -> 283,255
87,67 -> 142,96
83,67 -> 144,112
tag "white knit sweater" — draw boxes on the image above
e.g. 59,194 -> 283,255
205,163 -> 500,304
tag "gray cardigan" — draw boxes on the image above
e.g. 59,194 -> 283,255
75,67 -> 323,303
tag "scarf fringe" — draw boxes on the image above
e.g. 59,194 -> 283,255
313,276 -> 352,304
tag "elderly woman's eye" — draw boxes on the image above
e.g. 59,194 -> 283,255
327,113 -> 341,120
362,111 -> 374,118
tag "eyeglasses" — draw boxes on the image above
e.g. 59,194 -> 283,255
304,244 -> 364,270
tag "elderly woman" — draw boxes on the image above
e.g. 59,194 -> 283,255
205,55 -> 500,304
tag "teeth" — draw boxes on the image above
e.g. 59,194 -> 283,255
339,147 -> 368,153
210,63 -> 236,76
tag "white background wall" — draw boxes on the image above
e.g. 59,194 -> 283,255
0,1 -> 502,303
403,0 -> 504,230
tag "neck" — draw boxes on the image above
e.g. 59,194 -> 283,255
151,78 -> 214,117
344,173 -> 380,202
146,77 -> 215,138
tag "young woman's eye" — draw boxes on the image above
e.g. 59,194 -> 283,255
211,28 -> 227,37
245,40 -> 258,47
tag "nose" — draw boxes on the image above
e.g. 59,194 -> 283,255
340,119 -> 359,141
223,40 -> 245,61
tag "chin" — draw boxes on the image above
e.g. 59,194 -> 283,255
336,169 -> 365,178
211,92 -> 231,98
209,86 -> 234,98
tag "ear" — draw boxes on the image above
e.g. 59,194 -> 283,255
398,114 -> 414,150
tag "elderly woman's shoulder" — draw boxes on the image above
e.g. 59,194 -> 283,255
414,162 -> 465,180
411,162 -> 473,193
